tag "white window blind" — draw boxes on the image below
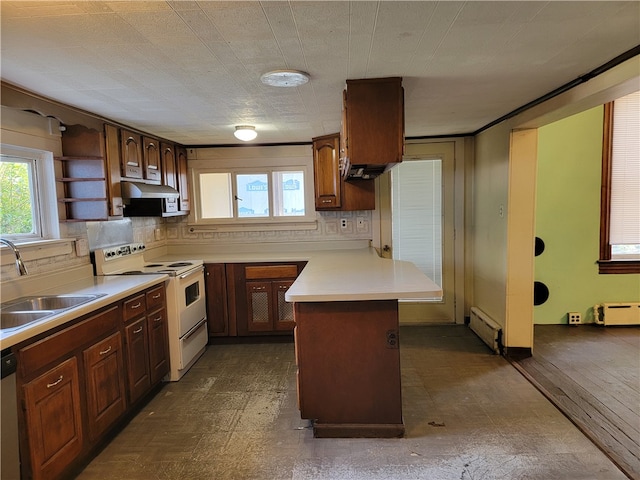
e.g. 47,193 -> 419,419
610,91 -> 640,247
391,158 -> 442,289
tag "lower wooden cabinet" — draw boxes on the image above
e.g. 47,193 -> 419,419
147,307 -> 169,385
124,317 -> 151,404
205,263 -> 230,337
15,283 -> 169,480
22,357 -> 84,480
225,262 -> 306,336
83,332 -> 126,442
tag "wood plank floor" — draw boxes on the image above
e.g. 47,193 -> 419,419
513,325 -> 640,480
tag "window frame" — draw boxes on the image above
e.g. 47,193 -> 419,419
190,164 -> 316,230
0,144 -> 59,243
598,102 -> 640,274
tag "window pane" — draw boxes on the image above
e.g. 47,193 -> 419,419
236,174 -> 269,217
392,159 -> 443,296
610,91 -> 640,250
273,171 -> 305,216
199,173 -> 233,218
0,157 -> 36,235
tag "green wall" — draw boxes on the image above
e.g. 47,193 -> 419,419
535,106 -> 640,324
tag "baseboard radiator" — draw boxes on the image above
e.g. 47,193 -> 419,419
469,307 -> 502,354
594,303 -> 640,326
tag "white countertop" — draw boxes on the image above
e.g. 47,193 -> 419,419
284,248 -> 442,302
0,274 -> 168,349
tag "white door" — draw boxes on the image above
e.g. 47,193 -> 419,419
379,142 -> 456,324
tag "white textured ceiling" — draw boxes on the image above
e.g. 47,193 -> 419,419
1,1 -> 639,145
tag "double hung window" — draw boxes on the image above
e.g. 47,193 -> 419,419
599,91 -> 640,273
0,145 -> 57,242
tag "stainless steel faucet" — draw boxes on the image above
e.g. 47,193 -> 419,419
0,238 -> 28,275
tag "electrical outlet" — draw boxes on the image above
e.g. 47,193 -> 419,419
568,312 -> 582,325
340,219 -> 347,229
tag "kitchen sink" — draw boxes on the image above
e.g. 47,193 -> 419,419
1,311 -> 57,330
0,293 -> 106,331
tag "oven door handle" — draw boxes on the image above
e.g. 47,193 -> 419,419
183,319 -> 206,341
179,266 -> 204,280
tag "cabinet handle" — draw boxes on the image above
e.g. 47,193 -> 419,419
130,302 -> 142,309
47,376 -> 63,388
321,199 -> 332,203
133,326 -> 143,334
153,316 -> 162,323
152,294 -> 161,299
99,346 -> 112,355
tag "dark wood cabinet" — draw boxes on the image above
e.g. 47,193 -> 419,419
176,146 -> 190,212
83,332 -> 126,442
227,262 -> 306,336
142,136 -> 162,183
161,142 -> 178,189
22,357 -> 84,480
147,307 -> 169,385
56,124 -> 124,221
312,133 -> 375,211
120,129 -> 143,179
294,300 -> 403,438
104,124 -> 124,217
343,77 -> 404,169
313,133 -> 342,209
205,263 -> 230,337
15,284 -> 169,479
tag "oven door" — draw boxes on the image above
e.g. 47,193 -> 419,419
176,266 -> 207,337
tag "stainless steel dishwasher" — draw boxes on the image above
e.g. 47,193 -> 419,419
1,349 -> 20,480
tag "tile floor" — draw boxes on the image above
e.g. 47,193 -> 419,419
77,325 -> 626,480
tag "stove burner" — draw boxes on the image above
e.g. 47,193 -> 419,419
167,262 -> 193,268
123,270 -> 144,275
145,264 -> 164,268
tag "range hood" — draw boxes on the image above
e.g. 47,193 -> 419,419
121,181 -> 179,199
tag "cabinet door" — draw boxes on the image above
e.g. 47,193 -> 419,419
274,280 -> 295,331
176,146 -> 190,212
205,263 -> 229,336
313,133 -> 341,209
120,129 -> 143,179
104,124 -> 124,216
147,307 -> 169,384
246,281 -> 273,332
161,142 -> 178,189
23,357 -> 83,480
142,136 -> 162,183
83,332 -> 126,442
124,317 -> 151,404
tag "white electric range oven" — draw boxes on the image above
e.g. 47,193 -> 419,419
93,243 -> 207,381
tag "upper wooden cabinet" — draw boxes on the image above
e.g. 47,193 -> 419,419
56,124 -> 123,221
160,142 -> 178,190
176,146 -> 190,212
313,133 -> 342,209
142,136 -> 162,183
120,129 -> 143,179
312,133 -> 375,211
342,77 -> 404,177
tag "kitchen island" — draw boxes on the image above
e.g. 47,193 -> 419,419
285,248 -> 442,438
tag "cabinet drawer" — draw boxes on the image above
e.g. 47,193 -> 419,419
19,306 -> 119,378
146,285 -> 165,311
123,293 -> 146,322
245,264 -> 298,280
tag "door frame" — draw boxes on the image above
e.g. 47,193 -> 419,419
372,138 -> 471,324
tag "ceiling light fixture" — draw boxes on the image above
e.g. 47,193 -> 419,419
260,69 -> 310,87
234,125 -> 257,141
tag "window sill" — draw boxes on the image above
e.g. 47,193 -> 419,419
598,259 -> 640,274
187,220 -> 318,234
